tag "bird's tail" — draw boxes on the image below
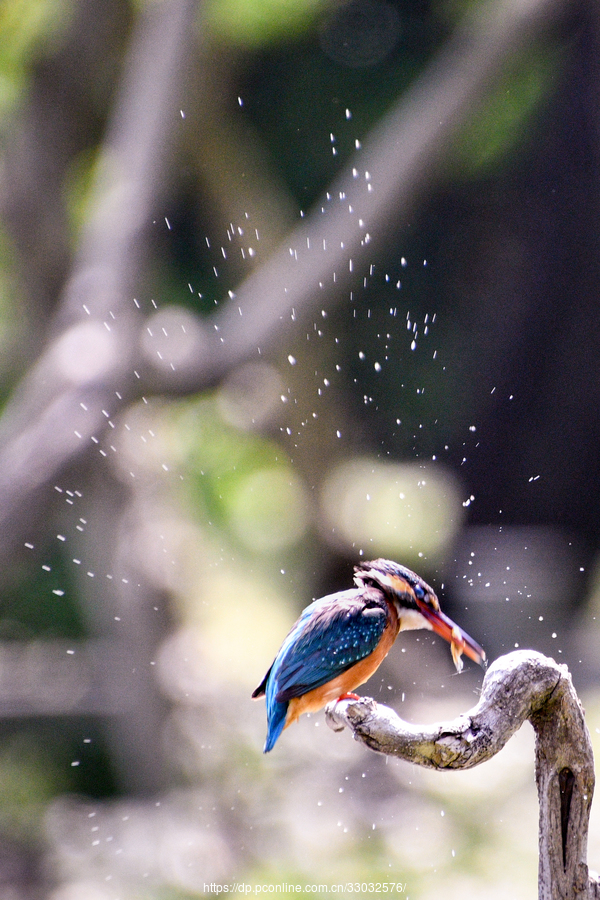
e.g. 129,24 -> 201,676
263,700 -> 288,753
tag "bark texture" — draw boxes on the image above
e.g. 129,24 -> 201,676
326,649 -> 599,900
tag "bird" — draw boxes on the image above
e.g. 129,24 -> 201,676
252,558 -> 486,752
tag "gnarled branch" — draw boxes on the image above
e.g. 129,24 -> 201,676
326,649 -> 599,900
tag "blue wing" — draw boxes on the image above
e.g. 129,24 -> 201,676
256,587 -> 388,752
271,588 -> 388,701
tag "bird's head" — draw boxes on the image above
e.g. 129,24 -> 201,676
354,558 -> 486,672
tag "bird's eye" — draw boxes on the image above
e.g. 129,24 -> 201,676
413,584 -> 425,601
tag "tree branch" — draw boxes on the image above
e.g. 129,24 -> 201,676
326,649 -> 598,900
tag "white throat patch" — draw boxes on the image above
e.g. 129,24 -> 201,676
398,607 -> 433,632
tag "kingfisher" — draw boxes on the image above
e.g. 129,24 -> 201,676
253,558 -> 486,752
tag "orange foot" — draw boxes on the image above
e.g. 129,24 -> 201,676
338,692 -> 361,701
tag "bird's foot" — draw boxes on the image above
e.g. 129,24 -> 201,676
337,692 -> 361,701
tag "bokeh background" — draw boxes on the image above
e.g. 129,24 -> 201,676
1,0 -> 600,896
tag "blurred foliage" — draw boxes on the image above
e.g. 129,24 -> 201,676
0,227 -> 29,391
0,731 -> 69,847
449,45 -> 562,178
205,0 -> 328,48
63,147 -> 101,244
0,546 -> 85,641
0,723 -> 117,841
240,14 -> 445,205
0,0 -> 71,117
124,393 -> 309,556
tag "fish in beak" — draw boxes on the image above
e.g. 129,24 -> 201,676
413,597 -> 486,672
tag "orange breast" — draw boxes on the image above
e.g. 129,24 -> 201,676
285,600 -> 400,728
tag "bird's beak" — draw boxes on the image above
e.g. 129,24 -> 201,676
414,600 -> 486,673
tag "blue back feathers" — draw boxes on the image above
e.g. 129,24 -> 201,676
259,587 -> 388,752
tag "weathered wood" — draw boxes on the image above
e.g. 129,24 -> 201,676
325,649 -> 597,900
